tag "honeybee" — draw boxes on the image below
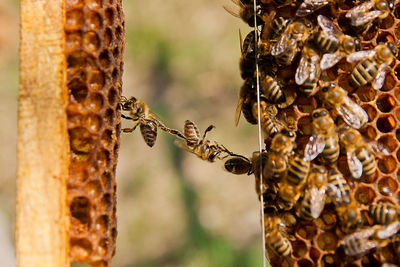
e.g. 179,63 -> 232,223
235,78 -> 257,125
175,120 -> 233,162
239,30 -> 256,80
252,98 -> 283,138
295,44 -> 321,96
223,0 -> 263,27
260,73 -> 286,104
299,166 -> 328,220
296,0 -> 341,17
321,82 -> 368,129
369,202 -> 400,225
279,153 -> 310,208
346,0 -> 394,30
305,108 -> 339,163
327,169 -> 362,229
347,43 -> 397,90
341,227 -> 378,256
339,125 -> 377,179
314,15 -> 361,70
120,96 -> 185,147
265,216 -> 292,257
271,20 -> 312,65
264,129 -> 296,179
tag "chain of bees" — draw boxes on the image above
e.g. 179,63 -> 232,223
121,0 -> 400,264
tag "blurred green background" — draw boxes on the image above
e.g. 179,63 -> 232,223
1,0 -> 267,266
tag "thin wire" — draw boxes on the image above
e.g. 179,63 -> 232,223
252,1 -> 267,266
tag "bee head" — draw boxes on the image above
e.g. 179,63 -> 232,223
120,96 -> 137,111
354,38 -> 361,52
312,108 -> 328,119
387,42 -> 397,57
321,82 -> 335,93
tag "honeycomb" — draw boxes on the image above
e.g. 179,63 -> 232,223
231,0 -> 400,266
65,0 -> 125,265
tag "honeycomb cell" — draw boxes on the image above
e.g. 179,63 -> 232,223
113,47 -> 120,59
296,222 -> 317,240
107,87 -> 118,106
377,155 -> 397,174
100,172 -> 112,191
70,168 -> 89,183
87,70 -> 105,91
376,94 -> 396,113
70,83 -> 88,104
112,68 -> 119,82
70,196 -> 91,226
105,8 -> 115,25
317,232 -> 338,251
105,108 -> 115,125
86,180 -> 103,198
86,92 -> 104,112
382,73 -> 397,91
363,26 -> 378,41
298,259 -> 313,267
92,261 -> 107,267
378,176 -> 398,196
361,104 -> 377,122
395,6 -> 400,19
69,127 -> 92,154
309,247 -> 320,263
395,129 -> 400,142
101,129 -> 113,148
355,186 -> 376,205
376,115 -> 396,133
84,114 -> 102,132
104,27 -> 113,46
395,65 -> 400,81
292,240 -> 308,258
70,238 -> 92,261
111,227 -> 117,242
67,0 -> 84,8
67,51 -> 96,69
321,254 -> 340,267
66,9 -> 84,31
357,86 -> 377,102
97,149 -> 111,168
377,134 -> 397,153
99,50 -> 112,69
376,32 -> 395,44
359,125 -> 377,141
316,210 -> 337,230
298,116 -> 312,136
361,171 -> 378,184
83,32 -> 100,53
338,74 -> 354,92
86,0 -> 102,8
115,25 -> 123,41
86,11 -> 102,31
100,193 -> 112,212
113,143 -> 119,161
97,239 -> 109,257
379,14 -> 395,29
66,32 -> 82,54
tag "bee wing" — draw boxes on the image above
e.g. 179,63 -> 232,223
296,0 -> 329,16
351,10 -> 382,26
304,134 -> 325,161
372,63 -> 389,90
337,98 -> 368,129
296,51 -> 320,85
234,98 -> 244,126
174,139 -> 193,153
375,222 -> 400,240
321,52 -> 344,70
309,187 -> 326,218
271,32 -> 296,56
347,151 -> 363,179
345,1 -> 374,19
347,50 -> 376,63
223,4 -> 240,18
317,15 -> 342,35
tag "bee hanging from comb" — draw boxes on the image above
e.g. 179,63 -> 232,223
120,96 -> 185,147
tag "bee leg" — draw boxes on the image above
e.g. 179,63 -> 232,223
121,114 -> 134,120
202,125 -> 216,139
122,123 -> 139,133
158,125 -> 186,139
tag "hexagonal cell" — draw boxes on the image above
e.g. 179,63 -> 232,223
356,85 -> 377,102
86,180 -> 103,198
115,25 -> 123,41
377,134 -> 398,154
378,176 -> 398,196
104,27 -> 113,46
317,231 -> 338,251
361,171 -> 377,184
111,227 -> 117,242
70,196 -> 91,226
292,240 -> 308,258
112,68 -> 120,82
101,129 -> 113,148
97,149 -> 111,168
66,0 -> 84,8
69,127 -> 92,154
86,10 -> 102,30
355,185 -> 376,205
66,32 -> 82,54
107,87 -> 118,106
87,70 -> 105,91
378,14 -> 395,29
101,171 -> 112,191
105,108 -> 115,125
296,221 -> 318,240
70,238 -> 92,261
309,246 -> 320,264
395,6 -> 400,19
382,73 -> 397,92
100,193 -> 112,212
99,50 -> 112,69
376,32 -> 395,44
84,114 -> 102,132
316,210 -> 337,230
69,167 -> 89,183
95,215 -> 109,234
298,116 -> 312,135
67,50 -> 96,69
297,259 -> 313,267
359,125 -> 377,141
113,47 -> 120,59
105,8 -> 115,25
86,92 -> 104,112
396,129 -> 400,142
321,254 -> 340,267
83,31 -> 100,53
376,114 -> 396,133
66,9 -> 84,31
97,238 -> 109,257
377,155 -> 397,174
361,104 -> 377,122
376,94 -> 396,113
86,0 -> 102,8
69,81 -> 88,103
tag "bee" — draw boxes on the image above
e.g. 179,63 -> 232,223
279,153 -> 310,208
314,15 -> 361,70
252,98 -> 283,138
305,108 -> 340,163
259,73 -> 286,104
223,0 -> 263,27
235,78 -> 257,125
347,43 -> 397,90
295,44 -> 321,96
120,96 -> 185,147
341,227 -> 378,256
175,120 -> 233,162
265,216 -> 292,257
296,0 -> 341,17
271,20 -> 312,65
321,82 -> 368,129
299,166 -> 328,220
369,202 -> 400,225
327,169 -> 362,230
264,129 -> 296,179
239,30 -> 256,80
346,0 -> 394,31
339,125 -> 377,179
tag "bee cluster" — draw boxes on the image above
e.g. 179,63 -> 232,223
222,0 -> 400,265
